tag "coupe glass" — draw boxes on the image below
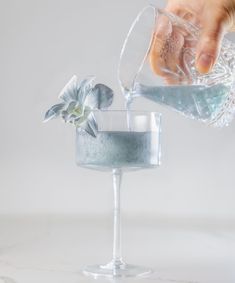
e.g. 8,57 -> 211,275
76,110 -> 161,278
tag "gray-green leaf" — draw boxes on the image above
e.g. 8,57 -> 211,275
85,84 -> 114,109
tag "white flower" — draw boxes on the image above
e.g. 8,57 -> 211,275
44,75 -> 114,137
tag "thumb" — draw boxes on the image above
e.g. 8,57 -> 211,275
196,14 -> 226,74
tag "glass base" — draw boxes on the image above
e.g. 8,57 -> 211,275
83,260 -> 152,278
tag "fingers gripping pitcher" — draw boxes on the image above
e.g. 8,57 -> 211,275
118,5 -> 235,127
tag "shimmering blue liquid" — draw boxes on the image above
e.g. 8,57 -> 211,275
133,83 -> 229,121
76,130 -> 160,171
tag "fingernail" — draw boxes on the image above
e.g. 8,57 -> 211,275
197,53 -> 214,73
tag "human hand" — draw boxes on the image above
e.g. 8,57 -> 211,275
149,0 -> 235,79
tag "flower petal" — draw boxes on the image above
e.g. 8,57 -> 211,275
85,84 -> 114,109
77,76 -> 96,104
87,112 -> 98,131
44,103 -> 65,122
74,108 -> 91,126
66,101 -> 78,113
61,110 -> 70,122
81,122 -> 97,137
59,75 -> 78,102
80,112 -> 98,137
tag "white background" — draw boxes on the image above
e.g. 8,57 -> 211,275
1,0 -> 235,220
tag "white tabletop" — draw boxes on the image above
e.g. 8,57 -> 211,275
0,215 -> 234,283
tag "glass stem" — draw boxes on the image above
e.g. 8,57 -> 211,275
112,168 -> 123,266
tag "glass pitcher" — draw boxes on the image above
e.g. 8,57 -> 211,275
118,5 -> 235,127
